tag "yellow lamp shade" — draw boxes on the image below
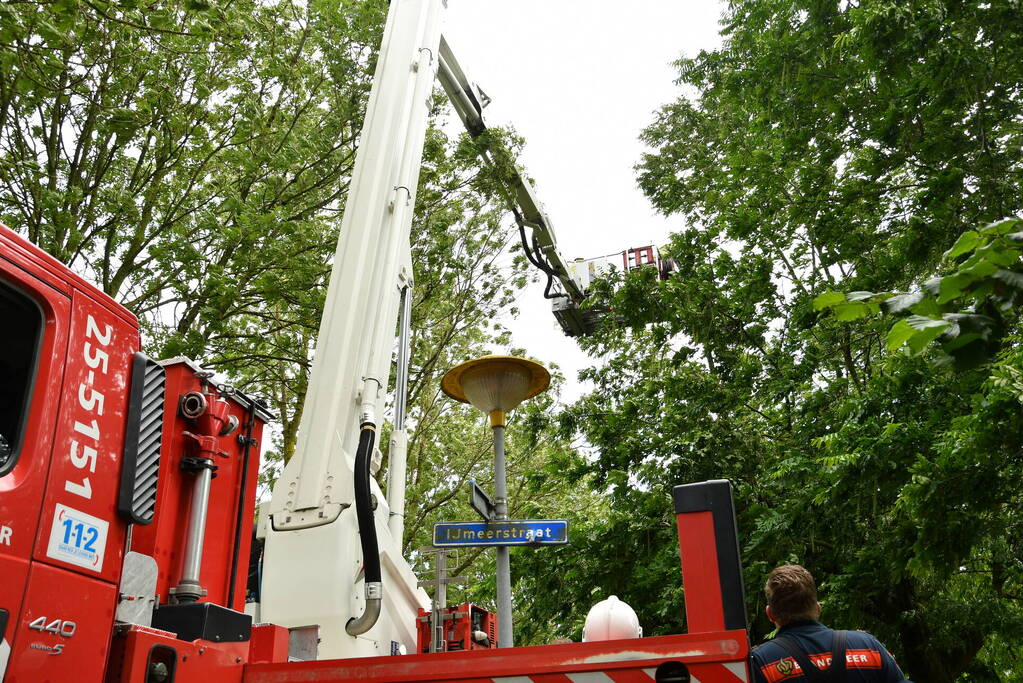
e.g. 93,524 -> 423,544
441,355 -> 550,415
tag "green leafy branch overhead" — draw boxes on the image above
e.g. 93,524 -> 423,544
815,218 -> 1023,368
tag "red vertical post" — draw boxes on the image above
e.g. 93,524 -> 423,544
673,480 -> 748,634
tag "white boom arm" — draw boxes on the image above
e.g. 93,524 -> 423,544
435,38 -> 593,335
262,0 -> 441,659
262,0 -> 592,661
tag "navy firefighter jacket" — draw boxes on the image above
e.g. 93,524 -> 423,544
751,621 -> 909,683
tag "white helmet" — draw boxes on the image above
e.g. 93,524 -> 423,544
582,595 -> 642,642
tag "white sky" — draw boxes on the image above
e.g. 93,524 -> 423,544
442,1 -> 727,402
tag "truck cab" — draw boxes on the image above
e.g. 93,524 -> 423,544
0,226 -> 270,682
0,225 -> 141,681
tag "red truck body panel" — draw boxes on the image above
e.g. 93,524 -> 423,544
8,562 -> 117,682
244,631 -> 749,683
130,360 -> 266,611
1,225 -> 139,682
106,624 -> 250,683
32,290 -> 137,584
0,237 -> 73,680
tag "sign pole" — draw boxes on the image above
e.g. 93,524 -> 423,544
440,355 -> 551,650
433,550 -> 447,652
492,414 -> 513,647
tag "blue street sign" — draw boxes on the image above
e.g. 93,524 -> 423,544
433,519 -> 569,547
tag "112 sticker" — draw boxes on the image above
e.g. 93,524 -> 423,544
45,504 -> 108,572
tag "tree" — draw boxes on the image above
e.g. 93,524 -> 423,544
0,0 -> 542,471
1,3 -> 594,638
0,0 -> 388,461
527,0 -> 1023,679
816,217 -> 1023,369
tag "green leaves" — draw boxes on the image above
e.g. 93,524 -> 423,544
586,0 -> 1023,677
993,268 -> 1023,290
897,316 -> 950,353
944,231 -> 982,260
813,291 -> 846,309
812,290 -> 883,321
885,319 -> 918,351
817,218 -> 1023,367
937,272 -> 978,304
883,291 -> 925,314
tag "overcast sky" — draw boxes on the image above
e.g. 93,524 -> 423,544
441,1 -> 728,401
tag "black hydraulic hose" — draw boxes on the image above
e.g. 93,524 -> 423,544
532,233 -> 561,300
465,128 -> 576,302
353,422 -> 381,585
517,214 -> 563,302
543,271 -> 557,299
516,217 -> 551,275
346,421 -> 382,635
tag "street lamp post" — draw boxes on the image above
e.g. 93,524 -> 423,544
441,355 -> 550,648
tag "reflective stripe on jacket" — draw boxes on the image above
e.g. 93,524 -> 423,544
751,621 -> 909,683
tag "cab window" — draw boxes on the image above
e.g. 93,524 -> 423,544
0,279 -> 42,475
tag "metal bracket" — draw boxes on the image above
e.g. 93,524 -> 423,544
271,503 -> 347,531
180,457 -> 218,477
414,46 -> 434,72
389,185 -> 412,212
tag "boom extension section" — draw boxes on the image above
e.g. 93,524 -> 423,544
436,37 -> 596,336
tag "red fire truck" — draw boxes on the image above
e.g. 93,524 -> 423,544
0,1 -> 753,681
0,245 -> 749,677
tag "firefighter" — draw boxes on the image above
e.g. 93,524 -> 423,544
751,565 -> 910,682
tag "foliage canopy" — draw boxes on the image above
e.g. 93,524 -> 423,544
6,1 -> 1023,680
513,1 -> 1023,680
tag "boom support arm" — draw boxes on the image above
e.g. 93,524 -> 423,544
263,4 -> 594,661
436,37 -> 587,308
262,0 -> 441,659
